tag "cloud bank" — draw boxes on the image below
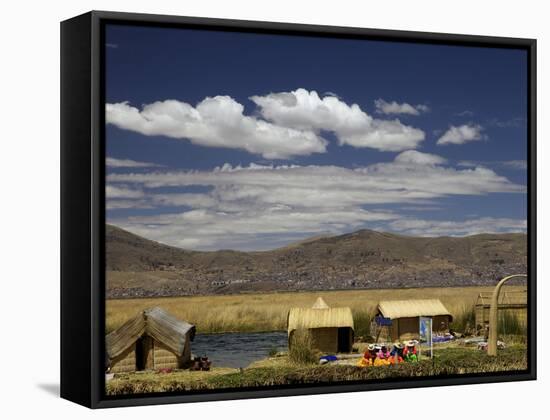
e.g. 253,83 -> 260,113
458,159 -> 527,171
107,157 -> 163,168
106,97 -> 327,159
388,217 -> 527,237
106,151 -> 525,249
106,89 -> 426,157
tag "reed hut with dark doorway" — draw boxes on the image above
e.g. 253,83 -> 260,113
376,299 -> 452,342
287,297 -> 354,353
106,307 -> 196,373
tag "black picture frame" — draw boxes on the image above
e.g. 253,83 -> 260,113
61,10 -> 537,409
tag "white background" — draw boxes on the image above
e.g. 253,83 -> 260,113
0,0 -> 547,418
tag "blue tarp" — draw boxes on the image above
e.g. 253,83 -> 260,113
375,316 -> 393,326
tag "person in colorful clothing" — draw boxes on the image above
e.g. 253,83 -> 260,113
403,340 -> 418,362
389,342 -> 404,365
377,344 -> 391,359
357,344 -> 377,367
374,344 -> 391,366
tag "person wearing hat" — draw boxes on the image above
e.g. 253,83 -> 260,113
357,344 -> 377,367
378,344 -> 390,359
389,342 -> 404,365
403,340 -> 418,362
374,344 -> 391,366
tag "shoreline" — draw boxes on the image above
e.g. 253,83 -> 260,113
106,283 -> 527,301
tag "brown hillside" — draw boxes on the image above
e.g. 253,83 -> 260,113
106,224 -> 527,298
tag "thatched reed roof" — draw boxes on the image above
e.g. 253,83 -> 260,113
106,307 -> 195,360
377,299 -> 452,321
287,299 -> 354,335
312,297 -> 329,309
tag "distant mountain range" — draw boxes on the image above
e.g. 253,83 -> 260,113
106,224 -> 527,298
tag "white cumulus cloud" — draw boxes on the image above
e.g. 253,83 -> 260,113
106,97 -> 327,159
437,124 -> 485,145
374,99 -> 429,115
250,89 -> 426,152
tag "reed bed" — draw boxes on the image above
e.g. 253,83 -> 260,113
499,311 -> 527,336
288,329 -> 318,365
106,285 -> 525,334
352,309 -> 376,339
452,304 -> 477,333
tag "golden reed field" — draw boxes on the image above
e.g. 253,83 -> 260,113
106,285 -> 525,334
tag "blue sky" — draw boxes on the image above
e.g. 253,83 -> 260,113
105,24 -> 527,251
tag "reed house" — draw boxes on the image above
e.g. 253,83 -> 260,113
287,297 -> 354,353
106,307 -> 196,373
375,299 -> 453,342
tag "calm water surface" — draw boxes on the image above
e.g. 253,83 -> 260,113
192,331 -> 288,368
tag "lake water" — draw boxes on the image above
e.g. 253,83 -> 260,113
191,331 -> 288,368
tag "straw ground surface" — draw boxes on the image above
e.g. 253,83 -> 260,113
106,344 -> 527,395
